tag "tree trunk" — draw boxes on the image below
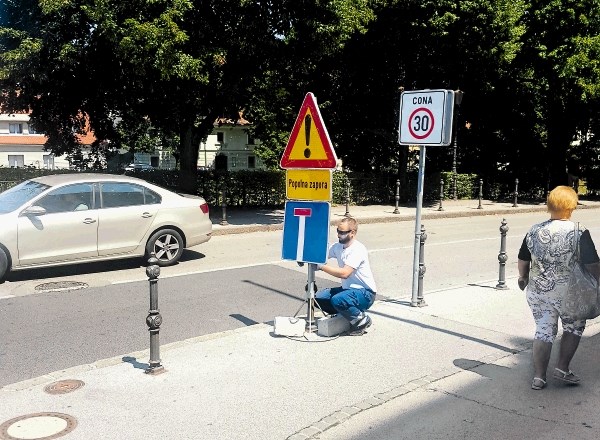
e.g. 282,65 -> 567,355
398,144 -> 409,201
178,113 -> 218,194
178,121 -> 199,194
546,100 -> 575,189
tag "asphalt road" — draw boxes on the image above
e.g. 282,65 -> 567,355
3,210 -> 600,388
0,265 -> 337,387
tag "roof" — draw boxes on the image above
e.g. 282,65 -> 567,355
0,131 -> 96,146
0,108 -> 97,145
0,135 -> 46,145
215,111 -> 251,127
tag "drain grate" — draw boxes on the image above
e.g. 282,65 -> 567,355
0,412 -> 77,440
34,281 -> 88,293
44,380 -> 85,395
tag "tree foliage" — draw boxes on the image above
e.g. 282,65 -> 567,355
2,0 -> 600,192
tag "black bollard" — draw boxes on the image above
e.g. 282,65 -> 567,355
496,219 -> 509,290
393,179 -> 400,214
344,180 -> 351,217
438,179 -> 444,211
220,186 -> 229,226
512,178 -> 519,208
145,255 -> 165,374
477,178 -> 483,209
416,224 -> 427,306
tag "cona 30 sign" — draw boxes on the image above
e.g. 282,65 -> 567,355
398,89 -> 455,146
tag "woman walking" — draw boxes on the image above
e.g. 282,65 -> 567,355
517,186 -> 600,390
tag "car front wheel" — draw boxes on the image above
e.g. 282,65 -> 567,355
145,229 -> 184,267
0,247 -> 8,282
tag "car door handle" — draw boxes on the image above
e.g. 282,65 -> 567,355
83,218 -> 97,224
142,212 -> 153,218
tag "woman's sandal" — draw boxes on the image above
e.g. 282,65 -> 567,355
553,368 -> 580,384
531,377 -> 547,390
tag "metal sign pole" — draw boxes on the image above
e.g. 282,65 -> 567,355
411,146 -> 426,306
306,263 -> 317,332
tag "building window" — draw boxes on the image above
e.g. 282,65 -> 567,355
247,134 -> 255,145
28,124 -> 39,134
248,156 -> 256,169
43,154 -> 54,170
231,156 -> 237,168
216,132 -> 224,143
9,123 -> 23,134
8,155 -> 25,168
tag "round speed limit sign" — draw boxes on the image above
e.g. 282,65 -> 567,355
398,90 -> 454,146
408,107 -> 435,139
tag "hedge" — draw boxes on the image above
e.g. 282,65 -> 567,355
0,167 -> 551,208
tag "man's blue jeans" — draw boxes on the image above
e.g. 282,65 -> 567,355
315,286 -> 375,325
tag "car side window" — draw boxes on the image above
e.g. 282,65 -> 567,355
143,187 -> 161,205
100,182 -> 161,208
36,184 -> 93,214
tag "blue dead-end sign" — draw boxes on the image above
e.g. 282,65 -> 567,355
282,200 -> 330,264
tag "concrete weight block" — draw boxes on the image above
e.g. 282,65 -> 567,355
317,315 -> 351,336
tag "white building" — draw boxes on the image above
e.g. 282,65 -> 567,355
197,115 -> 264,171
0,111 -> 94,169
1,110 -> 265,171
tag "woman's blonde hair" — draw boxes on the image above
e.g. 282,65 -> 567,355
547,185 -> 578,218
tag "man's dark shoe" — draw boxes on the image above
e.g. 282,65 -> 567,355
347,314 -> 372,336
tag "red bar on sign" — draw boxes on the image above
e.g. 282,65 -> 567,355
294,208 -> 312,217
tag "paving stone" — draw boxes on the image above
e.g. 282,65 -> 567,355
299,426 -> 322,437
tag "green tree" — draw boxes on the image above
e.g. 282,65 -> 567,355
507,0 -> 600,187
1,0 -> 377,192
309,0 -> 527,198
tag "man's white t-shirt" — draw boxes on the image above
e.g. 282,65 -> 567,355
328,240 -> 377,293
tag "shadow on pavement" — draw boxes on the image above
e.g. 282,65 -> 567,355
325,332 -> 600,440
3,249 -> 205,283
369,308 -> 525,354
210,207 -> 284,226
122,356 -> 149,370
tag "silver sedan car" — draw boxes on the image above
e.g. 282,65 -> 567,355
0,173 -> 212,281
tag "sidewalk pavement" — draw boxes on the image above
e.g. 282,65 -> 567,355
2,199 -> 600,440
210,198 -> 600,235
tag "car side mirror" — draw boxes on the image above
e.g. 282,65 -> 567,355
21,205 -> 47,216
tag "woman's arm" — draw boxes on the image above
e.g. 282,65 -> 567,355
518,259 -> 530,290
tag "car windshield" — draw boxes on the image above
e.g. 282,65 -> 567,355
0,180 -> 51,214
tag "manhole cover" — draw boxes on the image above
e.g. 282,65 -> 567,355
0,412 -> 77,440
34,282 -> 88,293
43,380 -> 85,395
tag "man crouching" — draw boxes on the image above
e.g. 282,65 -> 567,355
315,217 -> 377,335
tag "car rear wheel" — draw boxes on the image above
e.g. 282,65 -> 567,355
145,229 -> 184,267
0,247 -> 8,282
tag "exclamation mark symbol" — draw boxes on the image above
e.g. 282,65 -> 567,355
304,115 -> 312,158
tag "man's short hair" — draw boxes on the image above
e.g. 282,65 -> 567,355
339,217 -> 358,232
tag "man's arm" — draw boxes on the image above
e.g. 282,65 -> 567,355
320,263 -> 354,279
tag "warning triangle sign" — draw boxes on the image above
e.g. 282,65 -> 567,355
280,92 -> 338,169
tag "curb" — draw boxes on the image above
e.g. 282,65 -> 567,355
211,203 -> 600,236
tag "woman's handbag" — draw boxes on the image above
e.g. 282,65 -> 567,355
562,223 -> 600,320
